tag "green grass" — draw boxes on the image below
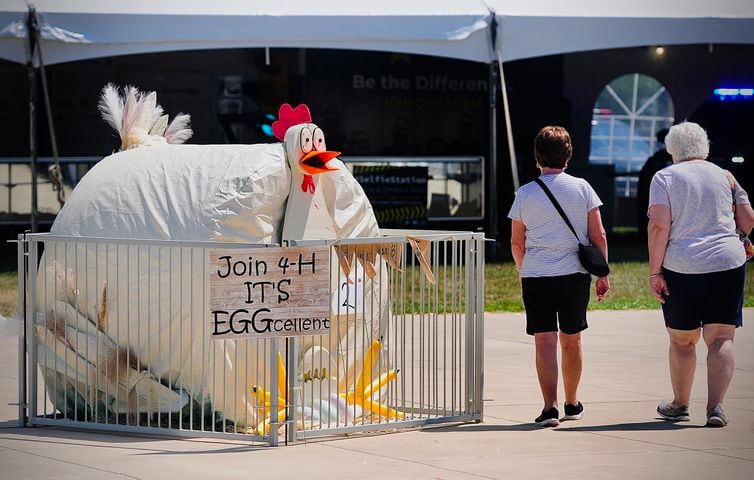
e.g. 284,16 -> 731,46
1,261 -> 752,316
0,271 -> 17,317
485,261 -> 754,311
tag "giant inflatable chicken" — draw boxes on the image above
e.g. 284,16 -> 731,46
35,88 -> 390,432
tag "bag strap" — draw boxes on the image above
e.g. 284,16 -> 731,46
534,178 -> 580,242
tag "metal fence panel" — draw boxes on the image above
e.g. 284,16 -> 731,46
18,231 -> 484,445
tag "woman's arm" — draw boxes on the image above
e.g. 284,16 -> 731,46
735,203 -> 754,236
647,204 -> 671,303
510,219 -> 526,271
727,171 -> 754,235
587,207 -> 608,262
587,207 -> 610,300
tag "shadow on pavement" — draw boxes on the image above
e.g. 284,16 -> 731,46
421,419 -> 707,434
133,445 -> 266,456
421,422 -> 542,433
0,426 -> 269,453
0,427 -> 169,444
555,420 -> 705,432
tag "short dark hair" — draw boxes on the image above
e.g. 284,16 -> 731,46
534,126 -> 572,168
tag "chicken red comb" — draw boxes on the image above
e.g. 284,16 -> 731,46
272,103 -> 312,141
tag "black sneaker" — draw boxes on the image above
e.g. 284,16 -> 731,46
535,407 -> 560,427
563,401 -> 584,420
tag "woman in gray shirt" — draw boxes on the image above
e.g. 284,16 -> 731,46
648,122 -> 754,427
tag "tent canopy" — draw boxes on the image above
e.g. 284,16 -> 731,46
3,1 -> 754,66
2,1 -> 754,65
488,0 -> 754,62
0,0 -> 494,65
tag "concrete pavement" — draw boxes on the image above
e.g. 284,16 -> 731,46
1,309 -> 753,479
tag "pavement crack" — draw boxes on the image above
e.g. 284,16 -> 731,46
321,442 -> 499,480
574,430 -> 754,463
0,443 -> 143,479
0,433 -> 261,454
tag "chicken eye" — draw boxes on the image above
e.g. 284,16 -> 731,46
300,127 -> 313,153
312,128 -> 326,151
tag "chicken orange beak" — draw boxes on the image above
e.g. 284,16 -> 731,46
299,150 -> 340,175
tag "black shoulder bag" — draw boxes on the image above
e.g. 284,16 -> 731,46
534,178 -> 610,277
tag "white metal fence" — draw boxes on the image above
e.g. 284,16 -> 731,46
17,230 -> 484,445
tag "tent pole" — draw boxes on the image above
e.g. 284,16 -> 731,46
487,60 -> 498,247
485,15 -> 499,258
497,53 -> 519,192
33,17 -> 65,207
26,6 -> 39,233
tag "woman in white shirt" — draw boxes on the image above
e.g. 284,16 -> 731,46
508,126 -> 610,427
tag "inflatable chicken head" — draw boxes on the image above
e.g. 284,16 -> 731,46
273,103 -> 340,194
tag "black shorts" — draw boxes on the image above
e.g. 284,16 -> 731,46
661,264 -> 746,331
521,273 -> 591,336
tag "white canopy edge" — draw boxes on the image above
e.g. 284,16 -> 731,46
487,1 -> 754,62
0,0 -> 494,65
2,1 -> 754,64
486,0 -> 754,19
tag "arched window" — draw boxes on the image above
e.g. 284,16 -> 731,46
589,74 -> 674,197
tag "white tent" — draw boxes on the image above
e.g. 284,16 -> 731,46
3,1 -> 754,66
0,0 -> 494,65
2,0 -> 754,232
487,1 -> 754,62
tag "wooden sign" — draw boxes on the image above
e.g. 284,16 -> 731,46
209,246 -> 331,339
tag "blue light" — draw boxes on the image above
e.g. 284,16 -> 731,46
261,124 -> 274,137
714,87 -> 754,101
265,113 -> 276,121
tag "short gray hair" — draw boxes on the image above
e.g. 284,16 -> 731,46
665,122 -> 709,162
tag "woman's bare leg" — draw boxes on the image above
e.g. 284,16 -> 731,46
702,324 -> 736,411
560,332 -> 582,405
666,327 -> 701,406
535,332 -> 559,410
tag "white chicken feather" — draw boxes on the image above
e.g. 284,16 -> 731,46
97,83 -> 123,136
98,84 -> 192,151
164,113 -> 193,144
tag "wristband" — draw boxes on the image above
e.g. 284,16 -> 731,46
649,273 -> 663,278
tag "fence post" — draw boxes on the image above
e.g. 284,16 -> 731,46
17,234 -> 27,427
268,337 -> 279,446
27,238 -> 38,426
286,337 -> 297,444
464,236 -> 475,415
474,235 -> 485,420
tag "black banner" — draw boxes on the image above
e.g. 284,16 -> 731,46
353,165 -> 428,227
